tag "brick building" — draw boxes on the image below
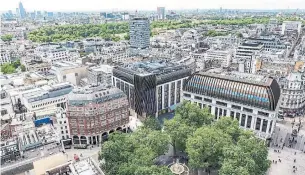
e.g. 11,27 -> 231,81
67,85 -> 129,145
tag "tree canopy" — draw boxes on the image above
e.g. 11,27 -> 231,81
100,129 -> 171,175
1,34 -> 13,42
28,23 -> 130,42
100,101 -> 270,175
143,117 -> 162,131
203,30 -> 228,37
27,17 -> 286,43
1,59 -> 23,74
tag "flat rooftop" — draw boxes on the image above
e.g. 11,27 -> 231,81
240,41 -> 263,47
121,60 -> 187,75
68,85 -> 126,104
33,153 -> 69,175
204,68 -> 272,85
52,61 -> 81,70
88,65 -> 113,73
22,82 -> 73,101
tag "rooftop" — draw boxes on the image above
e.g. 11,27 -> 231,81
22,82 -> 73,102
68,85 -> 126,105
52,61 -> 82,70
70,158 -> 104,175
240,41 -> 263,47
119,59 -> 188,76
204,69 -> 272,86
88,65 -> 113,73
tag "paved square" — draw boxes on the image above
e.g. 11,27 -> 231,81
267,147 -> 305,175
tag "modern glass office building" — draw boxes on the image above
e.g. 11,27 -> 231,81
113,60 -> 192,117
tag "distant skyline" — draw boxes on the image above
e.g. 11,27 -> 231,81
1,0 -> 304,12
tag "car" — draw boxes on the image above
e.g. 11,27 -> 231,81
31,149 -> 35,152
49,152 -> 53,155
40,147 -> 44,150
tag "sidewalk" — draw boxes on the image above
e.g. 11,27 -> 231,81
267,147 -> 305,175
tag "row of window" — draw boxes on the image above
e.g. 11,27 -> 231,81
215,106 -> 272,133
191,94 -> 271,117
32,99 -> 65,109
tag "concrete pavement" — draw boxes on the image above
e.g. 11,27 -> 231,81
267,147 -> 305,175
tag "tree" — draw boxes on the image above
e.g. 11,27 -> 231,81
100,129 -> 170,175
218,128 -> 270,175
124,33 -> 130,40
100,133 -> 132,175
186,126 -> 232,170
219,159 -> 251,175
235,132 -> 271,175
12,59 -> 21,68
175,101 -> 214,128
1,34 -> 13,42
131,128 -> 170,156
20,65 -> 26,72
143,117 -> 162,131
164,117 -> 193,157
134,166 -> 172,175
1,63 -> 15,74
213,117 -> 241,142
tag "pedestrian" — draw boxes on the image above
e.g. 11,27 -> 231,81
273,160 -> 274,163
275,161 -> 277,164
294,159 -> 296,163
295,152 -> 296,155
279,159 -> 281,162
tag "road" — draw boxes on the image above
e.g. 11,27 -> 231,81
1,142 -> 62,173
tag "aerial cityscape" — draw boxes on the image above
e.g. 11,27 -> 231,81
1,1 -> 305,175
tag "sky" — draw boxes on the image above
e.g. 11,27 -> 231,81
1,0 -> 305,12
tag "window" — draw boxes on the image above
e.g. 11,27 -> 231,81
66,130 -> 69,133
247,116 -> 252,128
204,98 -> 212,103
183,93 -> 191,97
262,119 -> 268,133
236,113 -> 240,121
255,118 -> 261,130
232,105 -> 241,110
241,114 -> 246,127
194,96 -> 202,100
216,101 -> 227,107
75,73 -> 78,76
243,107 -> 253,113
258,111 -> 269,117
230,111 -> 235,120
